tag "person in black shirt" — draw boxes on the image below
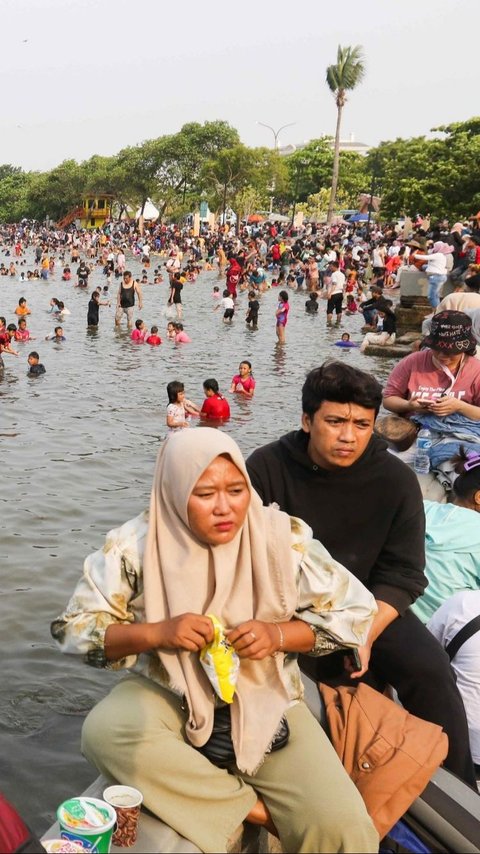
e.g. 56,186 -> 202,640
360,285 -> 383,327
245,290 -> 259,329
305,292 -> 319,314
27,351 -> 46,376
87,292 -> 101,327
360,298 -> 396,352
247,360 -> 477,787
77,261 -> 90,287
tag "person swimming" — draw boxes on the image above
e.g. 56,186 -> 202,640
334,332 -> 358,348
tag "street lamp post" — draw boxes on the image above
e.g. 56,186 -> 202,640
366,154 -> 380,240
257,121 -> 296,151
291,159 -> 308,227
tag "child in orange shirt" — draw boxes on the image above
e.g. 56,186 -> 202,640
14,297 -> 31,317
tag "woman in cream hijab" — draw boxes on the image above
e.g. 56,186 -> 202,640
52,429 -> 378,854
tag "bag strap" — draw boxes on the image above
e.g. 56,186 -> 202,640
445,615 -> 480,661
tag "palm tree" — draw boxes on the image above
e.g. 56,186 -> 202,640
326,45 -> 366,225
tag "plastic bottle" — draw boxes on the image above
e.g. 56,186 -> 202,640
413,428 -> 432,475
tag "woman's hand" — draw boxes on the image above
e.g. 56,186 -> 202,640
411,397 -> 435,411
427,396 -> 462,416
157,613 -> 214,652
227,620 -> 279,660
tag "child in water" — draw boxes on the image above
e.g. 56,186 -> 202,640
166,380 -> 200,431
14,297 -> 31,317
345,294 -> 358,315
214,289 -> 235,323
146,325 -> 162,345
173,322 -> 191,343
45,326 -> 66,342
229,360 -> 255,398
275,290 -> 289,344
166,321 -> 176,340
27,351 -> 46,376
15,318 -> 35,341
131,319 -> 147,343
305,292 -> 319,314
245,290 -> 259,329
334,332 -> 359,348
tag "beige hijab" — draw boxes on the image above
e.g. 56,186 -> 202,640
143,428 -> 298,774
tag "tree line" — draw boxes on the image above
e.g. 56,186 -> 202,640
0,117 -> 478,226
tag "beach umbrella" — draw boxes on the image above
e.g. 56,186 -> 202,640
247,213 -> 265,223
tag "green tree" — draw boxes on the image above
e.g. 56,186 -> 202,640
113,121 -> 240,221
0,167 -> 35,221
25,160 -> 84,221
325,44 -> 366,224
201,145 -> 288,228
285,139 -> 368,210
368,117 -> 480,221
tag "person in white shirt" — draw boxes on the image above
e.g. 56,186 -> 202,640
427,590 -> 480,774
326,262 -> 346,326
372,244 -> 386,272
214,288 -> 235,323
415,241 -> 452,308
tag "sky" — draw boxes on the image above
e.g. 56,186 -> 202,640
0,0 -> 477,171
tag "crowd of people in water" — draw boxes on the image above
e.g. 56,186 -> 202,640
3,211 -> 480,851
2,212 -> 480,375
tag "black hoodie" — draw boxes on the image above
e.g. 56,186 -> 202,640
247,430 -> 426,614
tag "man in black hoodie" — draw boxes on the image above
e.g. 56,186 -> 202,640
247,360 -> 476,786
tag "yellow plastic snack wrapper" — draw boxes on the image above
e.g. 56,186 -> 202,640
200,614 -> 240,703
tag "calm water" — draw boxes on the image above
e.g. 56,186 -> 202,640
0,249 -> 392,833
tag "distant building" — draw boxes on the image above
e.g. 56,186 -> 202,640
279,133 -> 370,157
80,195 -> 113,229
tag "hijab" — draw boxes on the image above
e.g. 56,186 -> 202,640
143,428 -> 298,774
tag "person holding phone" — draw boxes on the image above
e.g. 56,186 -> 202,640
383,311 -> 480,421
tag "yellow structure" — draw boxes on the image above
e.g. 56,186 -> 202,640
80,195 -> 113,229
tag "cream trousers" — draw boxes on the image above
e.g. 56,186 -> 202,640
82,674 -> 378,854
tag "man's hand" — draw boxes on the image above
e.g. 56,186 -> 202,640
227,620 -> 278,660
344,643 -> 371,679
345,600 -> 399,680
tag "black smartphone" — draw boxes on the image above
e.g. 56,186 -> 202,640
346,648 -> 362,670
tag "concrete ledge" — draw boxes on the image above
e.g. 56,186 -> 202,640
396,332 -> 422,344
41,775 -> 282,853
364,343 -> 413,357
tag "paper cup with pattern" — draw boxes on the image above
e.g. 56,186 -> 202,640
102,786 -> 143,848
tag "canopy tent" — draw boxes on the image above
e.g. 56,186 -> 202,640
135,198 -> 159,221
